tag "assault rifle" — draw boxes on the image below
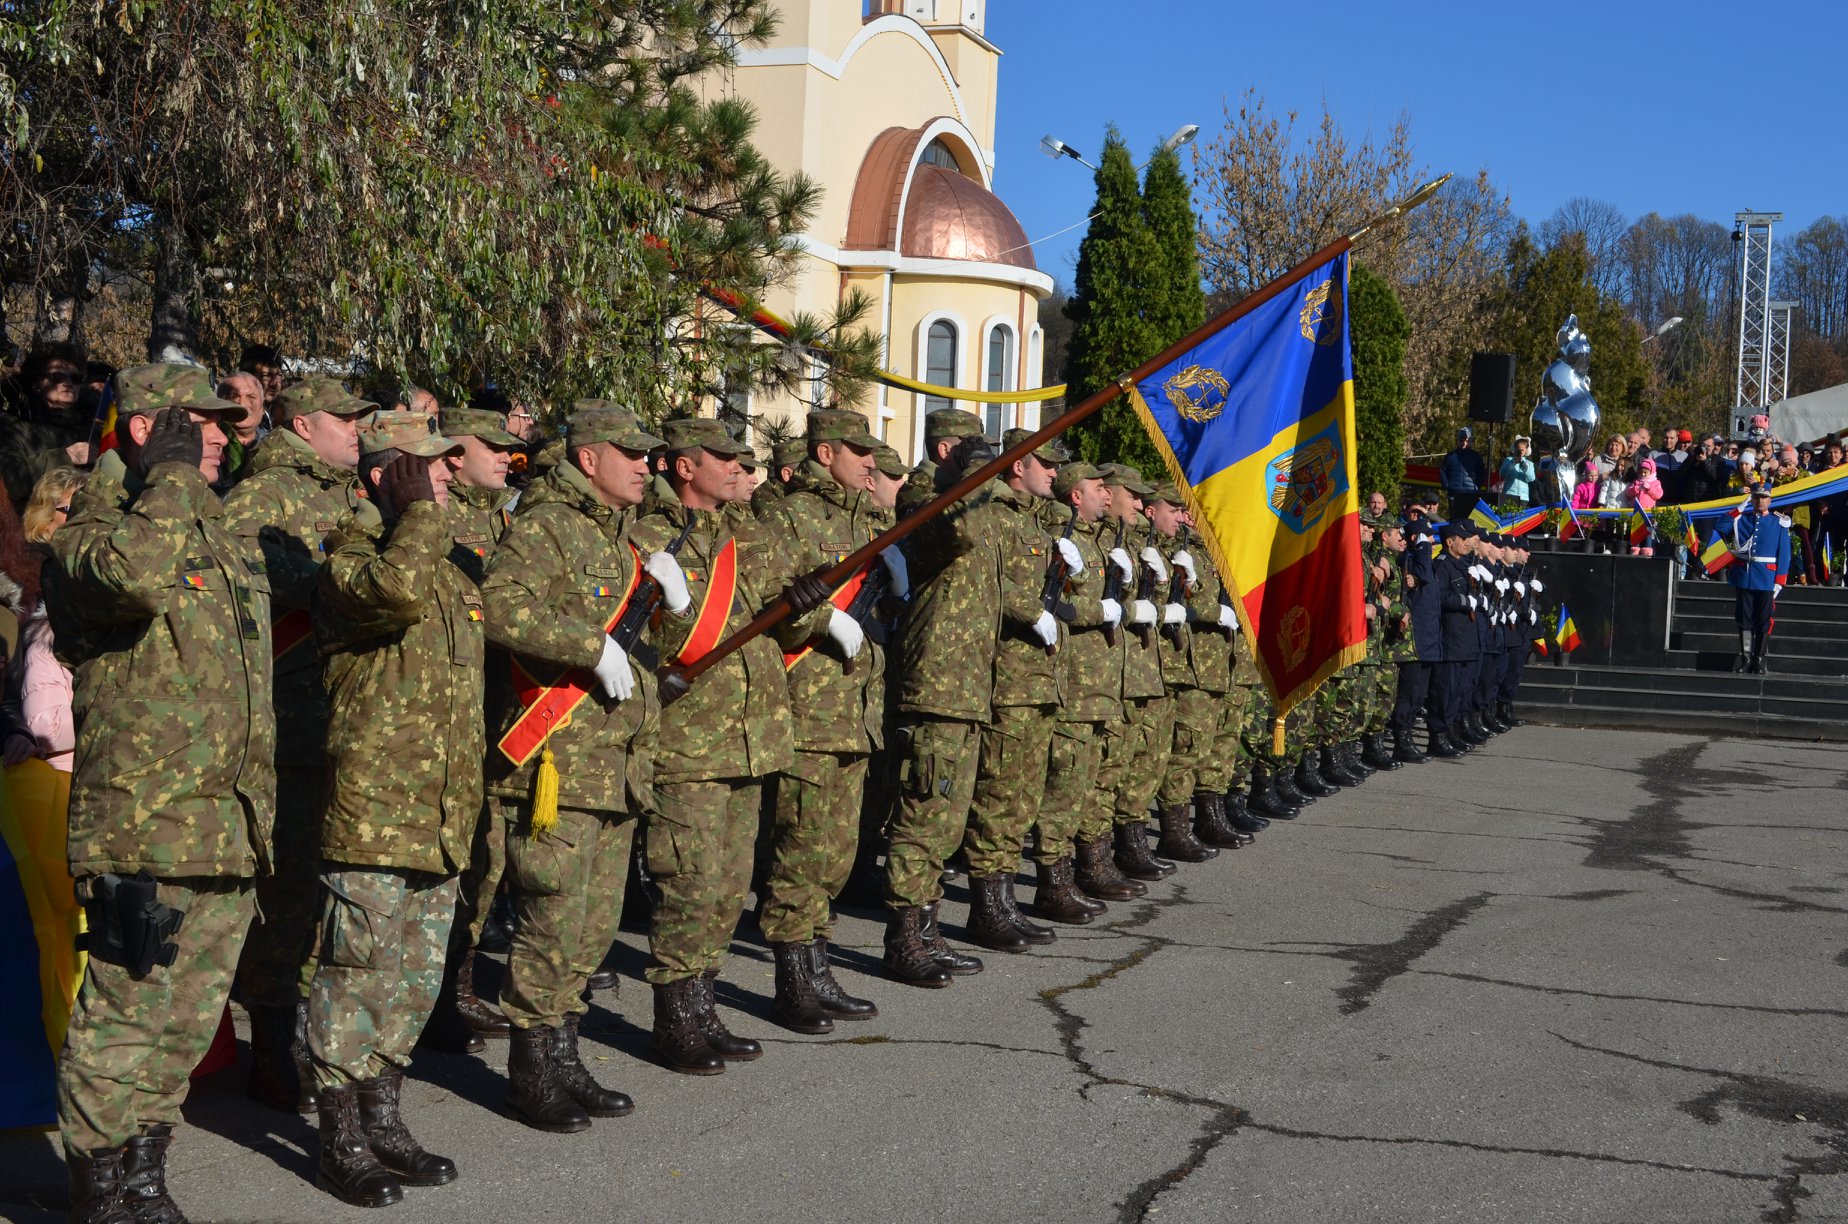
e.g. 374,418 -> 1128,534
1037,504 -> 1079,656
611,512 -> 697,653
1131,523 -> 1157,651
1099,517 -> 1128,647
1160,532 -> 1191,647
838,550 -> 893,676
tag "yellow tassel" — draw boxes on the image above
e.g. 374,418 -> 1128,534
532,744 -> 560,834
1271,715 -> 1286,758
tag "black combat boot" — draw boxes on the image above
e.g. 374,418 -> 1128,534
882,907 -> 955,988
1453,719 -> 1482,749
1273,764 -> 1315,806
1296,756 -> 1339,797
1192,792 -> 1248,849
997,872 -> 1057,946
504,1024 -> 593,1132
422,948 -> 507,1053
696,970 -> 763,1061
315,1082 -> 404,1208
1366,733 -> 1403,769
650,980 -> 727,1075
1497,702 -> 1524,729
1393,728 -> 1429,764
1246,768 -> 1298,820
1156,803 -> 1219,862
1224,790 -> 1270,833
807,939 -> 878,1019
1032,858 -> 1098,924
475,892 -> 517,955
1342,742 -> 1375,779
358,1069 -> 458,1185
1426,719 -> 1461,758
121,1125 -> 185,1224
585,949 -> 619,994
770,941 -> 836,1034
554,1016 -> 633,1117
1472,709 -> 1497,739
1114,820 -> 1179,880
1751,630 -> 1769,674
1481,706 -> 1510,734
247,1001 -> 318,1113
919,902 -> 985,975
1325,745 -> 1364,787
1074,833 -> 1145,899
964,874 -> 1032,952
68,1145 -> 134,1224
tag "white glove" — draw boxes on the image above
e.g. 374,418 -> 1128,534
1031,610 -> 1058,646
1514,582 -> 1526,596
1495,578 -> 1510,593
1467,595 -> 1478,610
1108,547 -> 1135,580
1055,537 -> 1083,572
1217,604 -> 1237,630
879,545 -> 909,599
1162,602 -> 1186,625
1099,598 -> 1123,626
644,552 -> 691,614
1131,598 -> 1158,625
593,634 -> 634,702
1171,550 -> 1197,584
1531,579 -> 1544,593
1530,609 -> 1538,624
825,607 -> 865,658
1139,546 -> 1170,582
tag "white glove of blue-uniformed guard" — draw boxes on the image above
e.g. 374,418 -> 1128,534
1055,537 -> 1083,572
879,545 -> 909,599
1531,578 -> 1544,593
825,608 -> 865,659
593,634 -> 635,702
645,552 -> 691,614
1139,547 -> 1169,583
1031,611 -> 1059,646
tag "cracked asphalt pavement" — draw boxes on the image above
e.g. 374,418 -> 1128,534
5,725 -> 1847,1223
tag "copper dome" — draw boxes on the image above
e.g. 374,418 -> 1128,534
845,124 -> 1037,272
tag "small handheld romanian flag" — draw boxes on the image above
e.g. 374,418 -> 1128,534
1558,504 -> 1582,541
1555,602 -> 1581,653
1469,504 -> 1502,532
1700,530 -> 1732,576
1823,536 -> 1834,583
1628,510 -> 1651,548
1123,249 -> 1361,716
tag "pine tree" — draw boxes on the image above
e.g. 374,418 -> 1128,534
1348,263 -> 1412,503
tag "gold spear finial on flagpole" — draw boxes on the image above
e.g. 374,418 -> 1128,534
1346,172 -> 1454,244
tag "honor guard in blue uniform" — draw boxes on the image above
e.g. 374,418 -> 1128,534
1394,514 -> 1442,762
1496,539 -> 1539,727
1728,483 -> 1791,674
1429,522 -> 1480,756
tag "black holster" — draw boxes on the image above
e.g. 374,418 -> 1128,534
76,871 -> 185,978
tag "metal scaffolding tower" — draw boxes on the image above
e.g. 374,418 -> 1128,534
1768,300 -> 1798,406
1733,210 -> 1782,410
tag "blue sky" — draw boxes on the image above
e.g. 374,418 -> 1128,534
985,1 -> 1844,289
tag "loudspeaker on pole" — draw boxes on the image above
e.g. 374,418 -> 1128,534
1466,352 -> 1517,424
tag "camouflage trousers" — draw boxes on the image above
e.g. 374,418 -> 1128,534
60,877 -> 252,1157
884,717 -> 981,910
1360,663 -> 1398,735
1159,686 -> 1222,808
1113,695 -> 1177,822
306,868 -> 457,1087
449,796 -> 508,955
1080,713 -> 1133,840
501,801 -> 635,1029
1039,721 -> 1101,861
234,765 -> 324,1007
759,751 -> 869,944
1240,685 -> 1312,767
646,777 -> 761,985
1313,668 -> 1365,745
1196,686 -> 1255,794
963,703 -> 1056,879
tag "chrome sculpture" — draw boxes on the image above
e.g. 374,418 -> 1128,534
1530,314 -> 1601,505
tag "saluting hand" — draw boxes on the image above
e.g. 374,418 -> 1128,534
138,408 -> 203,474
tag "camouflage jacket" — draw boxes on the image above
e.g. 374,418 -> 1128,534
631,497 -> 825,783
479,462 -> 656,813
892,468 -> 1009,723
221,429 -> 375,770
1373,545 -> 1417,664
987,486 -> 1070,709
1055,517 -> 1125,725
315,500 -> 484,875
1164,534 -> 1233,695
1230,613 -> 1264,688
749,477 -> 786,516
1118,516 -> 1166,701
46,452 -> 276,877
759,461 -> 890,755
445,481 -> 516,586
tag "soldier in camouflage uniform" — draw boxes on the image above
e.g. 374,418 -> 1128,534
1191,576 -> 1276,834
757,409 -> 899,1031
420,405 -> 529,1052
1360,512 -> 1412,770
47,366 -> 271,1224
749,436 -> 807,513
1034,462 -> 1134,916
304,412 -> 480,1207
882,408 -> 1010,987
958,427 -> 1072,950
631,417 -> 831,1073
221,377 -> 379,1115
477,403 -> 673,1130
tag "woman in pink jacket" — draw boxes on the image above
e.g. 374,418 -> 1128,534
18,466 -> 80,769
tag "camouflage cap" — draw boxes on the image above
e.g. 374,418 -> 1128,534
357,409 -> 463,458
1359,508 -> 1382,528
113,363 -> 241,418
566,401 -> 666,451
1051,460 -> 1104,499
439,406 -> 523,448
275,377 -> 377,422
771,438 -> 808,470
807,409 -> 880,450
1001,427 -> 1070,464
1097,463 -> 1154,497
872,443 -> 908,477
1146,481 -> 1186,506
661,416 -> 752,457
923,408 -> 985,440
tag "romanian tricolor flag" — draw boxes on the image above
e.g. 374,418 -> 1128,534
1628,510 -> 1651,548
1700,530 -> 1733,576
1684,521 -> 1700,555
1125,249 -> 1361,716
1,761 -> 84,1127
1469,504 -> 1502,532
1506,507 -> 1548,537
1822,537 -> 1833,584
1555,602 -> 1581,654
1558,504 -> 1583,541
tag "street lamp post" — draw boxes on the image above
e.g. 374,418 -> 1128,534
1040,123 -> 1200,173
1642,316 -> 1685,345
